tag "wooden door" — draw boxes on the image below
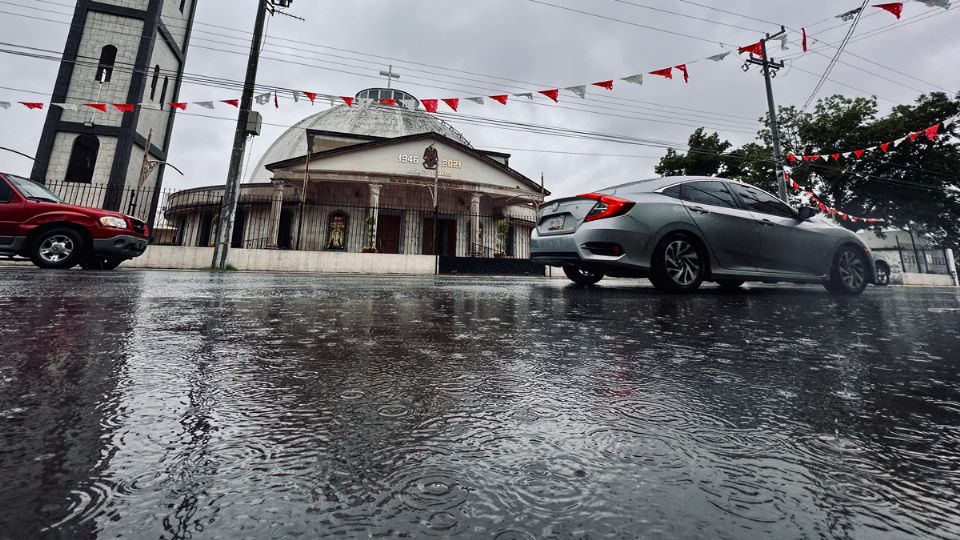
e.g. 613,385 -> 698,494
377,214 -> 402,254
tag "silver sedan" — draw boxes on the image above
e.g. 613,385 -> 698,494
530,176 -> 877,295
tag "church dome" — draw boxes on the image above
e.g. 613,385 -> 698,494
249,89 -> 471,182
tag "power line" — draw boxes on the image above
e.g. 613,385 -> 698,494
800,0 -> 870,113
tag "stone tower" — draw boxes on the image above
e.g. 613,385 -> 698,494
31,0 -> 198,222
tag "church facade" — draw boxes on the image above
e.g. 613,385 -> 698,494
31,0 -> 197,223
163,90 -> 547,259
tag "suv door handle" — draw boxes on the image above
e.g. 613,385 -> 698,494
690,206 -> 710,215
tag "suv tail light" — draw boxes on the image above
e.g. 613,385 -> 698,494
579,193 -> 636,222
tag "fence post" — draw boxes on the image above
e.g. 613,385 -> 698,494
946,248 -> 959,287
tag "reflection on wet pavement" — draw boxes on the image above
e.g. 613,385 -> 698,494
1,269 -> 959,538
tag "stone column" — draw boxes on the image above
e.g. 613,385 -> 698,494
366,183 -> 382,251
470,193 -> 481,257
267,179 -> 284,249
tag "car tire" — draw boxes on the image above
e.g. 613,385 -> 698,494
716,279 -> 745,291
563,265 -> 604,285
29,228 -> 85,270
651,234 -> 707,293
874,261 -> 890,287
825,245 -> 869,295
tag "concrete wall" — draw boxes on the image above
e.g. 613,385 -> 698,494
900,273 -> 957,287
125,246 -> 437,275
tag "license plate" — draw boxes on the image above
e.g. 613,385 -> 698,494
548,215 -> 565,231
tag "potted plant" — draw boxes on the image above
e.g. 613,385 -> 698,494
495,219 -> 510,258
361,214 -> 377,253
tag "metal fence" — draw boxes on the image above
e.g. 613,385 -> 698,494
874,246 -> 954,275
43,181 -> 535,259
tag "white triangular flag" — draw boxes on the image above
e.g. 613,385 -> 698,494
0,101 -> 11,109
194,101 -> 215,109
822,155 -> 830,162
513,92 -> 534,100
842,152 -> 853,158
943,116 -> 955,128
893,136 -> 908,147
141,103 -> 162,111
917,0 -> 949,8
706,52 -> 730,62
466,97 -> 485,105
621,74 -> 644,85
51,103 -> 79,111
255,92 -> 272,105
836,8 -> 862,21
564,85 -> 587,99
775,35 -> 789,51
292,90 -> 301,103
865,146 -> 877,153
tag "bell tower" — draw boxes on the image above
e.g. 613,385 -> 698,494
31,0 -> 198,222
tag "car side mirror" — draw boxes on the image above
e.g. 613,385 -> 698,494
797,206 -> 817,221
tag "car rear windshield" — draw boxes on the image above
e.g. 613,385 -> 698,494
8,175 -> 62,203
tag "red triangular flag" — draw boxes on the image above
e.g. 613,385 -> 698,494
379,98 -> 397,106
675,64 -> 689,83
818,202 -> 827,212
169,102 -> 187,110
854,149 -> 865,159
341,96 -> 354,108
538,89 -> 559,102
274,92 -> 279,109
649,67 -> 673,79
851,216 -> 859,223
793,180 -> 800,192
925,123 -> 941,140
304,91 -> 317,104
442,98 -> 459,111
909,131 -> 920,141
880,142 -> 890,152
222,99 -> 239,107
592,80 -> 614,90
84,103 -> 107,112
873,3 -> 903,19
490,94 -> 509,105
832,153 -> 841,161
787,154 -> 797,163
20,102 -> 44,110
802,28 -> 809,53
421,99 -> 439,113
738,41 -> 764,56
112,103 -> 135,112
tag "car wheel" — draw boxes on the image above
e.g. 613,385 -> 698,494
825,245 -> 868,295
652,235 -> 706,293
716,279 -> 745,291
874,261 -> 890,287
563,265 -> 604,285
30,228 -> 85,270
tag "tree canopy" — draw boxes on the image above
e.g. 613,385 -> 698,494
655,92 -> 960,246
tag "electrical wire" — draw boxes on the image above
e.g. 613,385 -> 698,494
800,0 -> 870,113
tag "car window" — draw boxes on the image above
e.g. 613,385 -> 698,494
0,179 -> 11,203
680,181 -> 738,209
661,185 -> 681,199
8,176 -> 61,203
730,183 -> 795,218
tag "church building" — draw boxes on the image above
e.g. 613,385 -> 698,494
163,88 -> 547,259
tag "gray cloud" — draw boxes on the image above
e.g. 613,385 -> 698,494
1,0 -> 957,199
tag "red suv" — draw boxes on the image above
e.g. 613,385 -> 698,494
0,172 -> 149,270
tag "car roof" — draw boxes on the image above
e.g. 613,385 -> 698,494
601,176 -> 749,194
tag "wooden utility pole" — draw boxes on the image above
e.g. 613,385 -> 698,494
746,26 -> 788,202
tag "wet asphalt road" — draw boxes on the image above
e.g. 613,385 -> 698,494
1,268 -> 959,539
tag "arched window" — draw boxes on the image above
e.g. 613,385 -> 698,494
95,45 -> 117,83
160,76 -> 169,105
150,65 -> 160,101
65,135 -> 99,184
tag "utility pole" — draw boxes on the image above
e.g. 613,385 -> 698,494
746,26 -> 788,202
211,0 -> 294,270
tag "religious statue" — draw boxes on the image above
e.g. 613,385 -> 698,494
326,213 -> 347,250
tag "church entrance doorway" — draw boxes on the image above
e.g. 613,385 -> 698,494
377,214 -> 402,254
422,218 -> 457,256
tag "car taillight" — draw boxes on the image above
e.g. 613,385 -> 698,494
579,193 -> 635,222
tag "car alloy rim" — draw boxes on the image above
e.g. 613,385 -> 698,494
664,240 -> 700,286
838,250 -> 865,289
39,234 -> 74,263
877,266 -> 889,284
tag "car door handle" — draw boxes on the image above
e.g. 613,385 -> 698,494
690,206 -> 710,215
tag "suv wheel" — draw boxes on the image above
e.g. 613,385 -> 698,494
563,265 -> 604,285
825,245 -> 868,295
874,261 -> 890,286
30,228 -> 85,270
652,235 -> 706,293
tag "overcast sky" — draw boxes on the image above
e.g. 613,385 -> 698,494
1,0 -> 957,198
